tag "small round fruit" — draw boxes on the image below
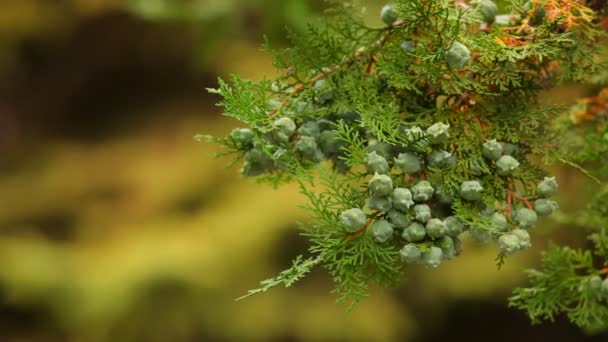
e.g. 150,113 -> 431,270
272,117 -> 296,142
514,208 -> 538,228
367,141 -> 395,160
241,147 -> 275,177
392,188 -> 415,211
534,199 -> 559,216
426,122 -> 450,144
387,209 -> 410,228
476,0 -> 498,23
400,40 -> 415,52
369,173 -> 394,196
511,229 -> 531,249
319,130 -> 342,156
588,275 -> 602,291
445,42 -> 471,69
498,233 -> 520,254
496,155 -> 520,176
437,236 -> 456,259
469,227 -> 492,244
601,278 -> 608,296
371,219 -> 394,243
502,143 -> 519,156
482,139 -> 503,160
491,212 -> 508,232
412,181 -> 434,202
470,163 -> 486,176
313,79 -> 334,104
460,180 -> 483,201
435,189 -> 453,204
444,216 -> 465,237
230,128 -> 254,150
365,151 -> 390,174
426,218 -> 447,239
427,150 -> 453,168
414,204 -> 432,223
423,246 -> 444,268
298,121 -> 321,139
367,196 -> 393,212
295,136 -> 324,162
380,4 -> 399,25
395,152 -> 422,174
536,177 -> 558,198
340,208 -> 367,233
402,222 -> 426,242
400,244 -> 422,263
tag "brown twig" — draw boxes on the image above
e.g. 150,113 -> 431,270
346,211 -> 381,241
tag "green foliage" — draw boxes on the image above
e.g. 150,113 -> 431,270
204,0 -> 608,320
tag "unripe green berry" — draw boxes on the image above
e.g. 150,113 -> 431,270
369,173 -> 393,197
387,209 -> 410,228
365,151 -> 390,174
313,79 -> 334,104
437,236 -> 456,259
402,222 -> 426,242
588,275 -> 602,292
427,150 -> 453,168
367,141 -> 395,160
491,212 -> 509,232
272,117 -> 296,142
435,189 -> 454,204
367,196 -> 393,212
601,278 -> 608,296
498,233 -> 520,254
298,121 -> 321,139
412,181 -> 434,202
534,199 -> 559,216
400,244 -> 422,263
340,208 -> 367,233
371,219 -> 394,243
392,188 -> 415,211
426,218 -> 447,239
511,229 -> 531,249
241,147 -> 275,176
400,40 -> 415,52
423,246 -> 443,268
426,122 -> 450,144
414,204 -> 432,223
482,139 -> 503,160
316,119 -> 334,131
380,4 -> 399,25
444,216 -> 465,237
295,136 -> 324,162
514,208 -> 538,228
403,126 -> 427,143
230,128 -> 254,150
476,0 -> 498,23
319,130 -> 342,156
445,42 -> 471,69
395,152 -> 422,174
496,155 -> 520,176
536,177 -> 558,198
460,180 -> 483,201
469,227 -> 492,244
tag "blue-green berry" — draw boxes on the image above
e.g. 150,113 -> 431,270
482,139 -> 503,160
536,177 -> 558,198
476,0 -> 498,23
444,216 -> 465,237
392,188 -> 415,211
502,143 -> 519,156
491,212 -> 508,232
367,196 -> 393,212
514,208 -> 538,228
496,155 -> 520,176
365,151 -> 390,174
313,79 -> 334,104
367,141 -> 394,160
427,150 -> 453,168
412,181 -> 434,202
588,275 -> 602,292
371,219 -> 394,243
426,218 -> 447,239
469,227 -> 492,244
387,209 -> 410,228
316,119 -> 334,131
369,173 -> 393,197
400,244 -> 422,263
319,130 -> 341,155
460,180 -> 483,201
298,121 -> 321,139
403,126 -> 426,142
380,4 -> 399,25
437,236 -> 456,259
400,40 -> 415,52
272,117 -> 296,142
241,147 -> 274,176
445,42 -> 471,69
402,222 -> 426,242
435,189 -> 454,204
395,153 -> 422,174
230,128 -> 254,150
512,229 -> 531,249
601,278 -> 608,296
295,136 -> 324,162
534,199 -> 559,216
423,246 -> 444,268
426,122 -> 450,144
498,233 -> 520,254
414,204 -> 432,223
339,208 -> 367,233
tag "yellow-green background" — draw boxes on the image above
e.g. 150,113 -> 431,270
0,1 -> 604,341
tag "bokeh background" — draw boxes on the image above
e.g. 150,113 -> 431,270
0,1 -> 606,341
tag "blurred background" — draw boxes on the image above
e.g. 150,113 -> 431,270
0,0 -> 606,341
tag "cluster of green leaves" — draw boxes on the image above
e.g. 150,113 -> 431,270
204,0 -> 607,314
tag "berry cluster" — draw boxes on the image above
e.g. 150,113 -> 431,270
336,123 -> 560,269
581,275 -> 608,300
